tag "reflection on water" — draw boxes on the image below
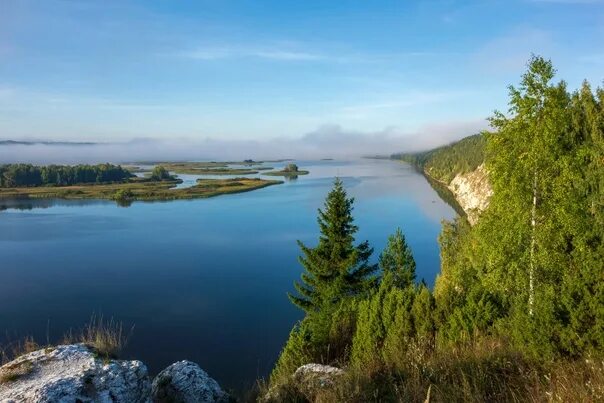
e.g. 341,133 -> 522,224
0,159 -> 456,391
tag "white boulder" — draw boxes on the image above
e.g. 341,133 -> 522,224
151,360 -> 228,403
0,344 -> 150,403
293,363 -> 344,388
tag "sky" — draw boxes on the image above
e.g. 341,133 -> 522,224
0,0 -> 603,160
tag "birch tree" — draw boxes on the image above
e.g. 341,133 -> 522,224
484,56 -> 570,316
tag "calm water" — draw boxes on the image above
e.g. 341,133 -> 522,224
0,159 -> 455,390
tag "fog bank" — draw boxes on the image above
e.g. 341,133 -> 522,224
0,122 -> 486,164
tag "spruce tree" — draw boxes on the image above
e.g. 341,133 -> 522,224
379,228 -> 416,288
289,178 -> 377,313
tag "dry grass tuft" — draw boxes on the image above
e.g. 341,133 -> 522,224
262,337 -> 604,402
0,336 -> 39,365
63,315 -> 131,359
0,360 -> 34,384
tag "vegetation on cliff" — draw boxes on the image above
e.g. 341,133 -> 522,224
393,133 -> 487,184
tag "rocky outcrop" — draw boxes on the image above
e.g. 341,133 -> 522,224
261,363 -> 344,402
447,164 -> 493,225
0,345 -> 228,403
0,344 -> 150,402
151,360 -> 228,403
293,364 -> 344,388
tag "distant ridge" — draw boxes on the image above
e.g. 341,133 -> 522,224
0,140 -> 97,146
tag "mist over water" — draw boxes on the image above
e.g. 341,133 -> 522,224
0,122 -> 486,164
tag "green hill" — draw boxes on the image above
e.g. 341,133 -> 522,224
392,133 -> 488,183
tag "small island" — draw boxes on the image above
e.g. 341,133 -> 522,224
135,161 -> 275,176
264,163 -> 309,177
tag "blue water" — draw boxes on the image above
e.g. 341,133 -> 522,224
0,159 -> 455,390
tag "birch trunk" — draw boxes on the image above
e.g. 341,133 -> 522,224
529,170 -> 537,316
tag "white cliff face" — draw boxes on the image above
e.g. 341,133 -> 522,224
447,164 -> 493,225
0,344 -> 150,403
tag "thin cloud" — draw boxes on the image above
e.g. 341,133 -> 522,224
177,45 -> 326,62
337,91 -> 471,117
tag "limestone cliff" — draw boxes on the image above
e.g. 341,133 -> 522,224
445,163 -> 492,225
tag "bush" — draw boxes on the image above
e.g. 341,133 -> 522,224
283,163 -> 299,172
150,165 -> 172,181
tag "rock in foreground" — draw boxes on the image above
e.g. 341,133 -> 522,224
0,344 -> 150,402
151,360 -> 228,403
293,363 -> 344,389
261,363 -> 345,402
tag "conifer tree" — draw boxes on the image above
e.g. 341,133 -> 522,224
379,228 -> 416,288
289,178 -> 377,313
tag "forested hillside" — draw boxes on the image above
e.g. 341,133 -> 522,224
263,56 -> 604,402
392,133 -> 488,183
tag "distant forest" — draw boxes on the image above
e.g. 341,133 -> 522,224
392,133 -> 487,183
0,163 -> 133,188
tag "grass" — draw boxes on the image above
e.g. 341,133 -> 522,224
62,315 -> 129,359
159,161 -> 276,175
0,177 -> 282,202
169,167 -> 260,175
1,316 -> 130,369
263,169 -> 309,177
0,337 -> 39,366
261,338 -> 604,402
0,360 -> 34,384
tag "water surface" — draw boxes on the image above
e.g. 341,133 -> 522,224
0,159 -> 455,390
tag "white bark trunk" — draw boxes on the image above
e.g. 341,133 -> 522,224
529,170 -> 537,316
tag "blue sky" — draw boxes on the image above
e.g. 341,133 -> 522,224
0,0 -> 603,152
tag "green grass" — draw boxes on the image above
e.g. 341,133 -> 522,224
145,161 -> 279,175
0,177 -> 282,202
169,167 -> 260,175
263,170 -> 309,177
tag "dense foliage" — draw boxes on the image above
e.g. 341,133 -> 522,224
287,178 -> 377,355
267,57 -> 603,402
0,163 -> 133,188
283,163 -> 299,172
393,133 -> 487,183
150,165 -> 173,181
436,56 -> 604,358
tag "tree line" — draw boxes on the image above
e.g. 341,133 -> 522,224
393,133 -> 487,183
0,163 -> 133,188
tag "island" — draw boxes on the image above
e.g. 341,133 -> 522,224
135,161 -> 273,175
0,163 -> 282,203
264,163 -> 309,177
